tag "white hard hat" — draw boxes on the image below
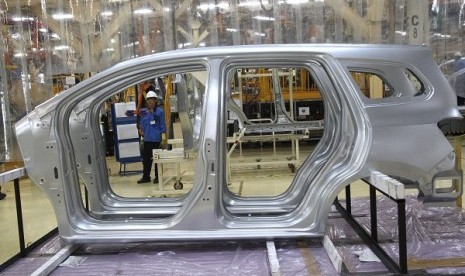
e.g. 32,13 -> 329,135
146,90 -> 158,99
454,52 -> 462,57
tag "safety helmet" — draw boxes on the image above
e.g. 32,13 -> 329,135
146,90 -> 158,99
454,52 -> 463,58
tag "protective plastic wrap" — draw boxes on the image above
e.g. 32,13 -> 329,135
53,242 -> 271,275
1,235 -> 63,275
50,240 -> 339,276
3,194 -> 465,275
327,194 -> 465,274
275,240 -> 336,276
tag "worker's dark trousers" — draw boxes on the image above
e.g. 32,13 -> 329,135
142,141 -> 160,180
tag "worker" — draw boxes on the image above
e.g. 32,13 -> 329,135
454,52 -> 465,73
135,80 -> 156,115
454,52 -> 465,105
137,90 -> 166,184
0,187 -> 5,200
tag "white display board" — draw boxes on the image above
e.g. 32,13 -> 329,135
116,124 -> 139,140
114,102 -> 136,118
118,142 -> 141,159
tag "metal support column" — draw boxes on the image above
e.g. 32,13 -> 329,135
369,185 -> 378,242
14,178 -> 26,256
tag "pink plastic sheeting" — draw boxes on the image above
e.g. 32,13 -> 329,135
2,236 -> 338,275
51,242 -> 271,275
327,194 -> 465,274
3,194 -> 465,275
275,240 -> 336,276
1,235 -> 63,275
53,240 -> 339,275
51,242 -> 270,276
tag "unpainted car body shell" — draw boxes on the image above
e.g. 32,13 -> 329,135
15,44 -> 461,243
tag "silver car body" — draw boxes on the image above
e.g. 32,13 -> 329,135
15,45 -> 462,243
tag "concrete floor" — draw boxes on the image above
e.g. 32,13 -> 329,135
0,178 -> 57,264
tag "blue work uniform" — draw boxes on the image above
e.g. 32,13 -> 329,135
140,107 -> 166,142
140,107 -> 166,181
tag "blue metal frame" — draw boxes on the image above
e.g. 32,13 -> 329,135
110,103 -> 142,175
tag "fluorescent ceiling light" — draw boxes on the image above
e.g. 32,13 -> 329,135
239,1 -> 268,7
199,2 -> 229,10
101,11 -> 113,17
432,33 -> 451,38
134,8 -> 153,14
54,45 -> 69,50
12,16 -> 33,22
123,41 -> 139,48
253,15 -> 275,21
14,53 -> 27,57
198,4 -> 215,10
52,13 -> 73,20
177,42 -> 192,48
280,0 -> 309,3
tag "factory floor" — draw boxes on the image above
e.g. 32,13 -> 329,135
1,141 -> 465,273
